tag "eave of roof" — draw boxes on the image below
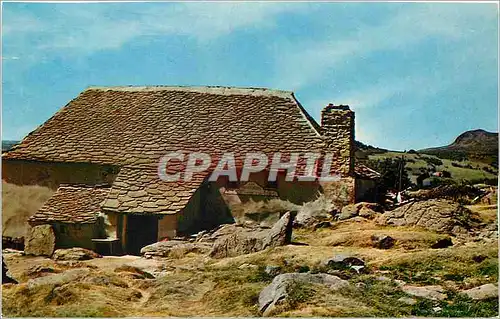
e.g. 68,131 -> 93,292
355,163 -> 382,180
28,185 -> 110,225
101,167 -> 205,215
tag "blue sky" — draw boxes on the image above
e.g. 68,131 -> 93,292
1,2 -> 498,150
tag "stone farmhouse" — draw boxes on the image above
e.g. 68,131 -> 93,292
2,86 -> 380,255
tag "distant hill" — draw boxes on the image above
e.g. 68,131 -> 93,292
419,129 -> 498,166
2,140 -> 19,152
355,140 -> 387,160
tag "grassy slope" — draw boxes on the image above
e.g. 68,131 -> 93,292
2,202 -> 498,317
368,151 -> 498,184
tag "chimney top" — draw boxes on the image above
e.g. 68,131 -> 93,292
324,104 -> 350,112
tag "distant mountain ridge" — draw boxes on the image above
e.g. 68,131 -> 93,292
419,129 -> 498,165
452,129 -> 498,150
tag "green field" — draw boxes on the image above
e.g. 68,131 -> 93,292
368,151 -> 498,184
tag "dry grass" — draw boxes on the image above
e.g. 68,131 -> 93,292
2,269 -> 143,317
2,201 -> 498,317
295,219 -> 452,250
2,182 -> 54,237
466,204 -> 498,224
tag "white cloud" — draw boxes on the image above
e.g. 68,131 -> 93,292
272,4 -> 498,90
2,2 -> 298,60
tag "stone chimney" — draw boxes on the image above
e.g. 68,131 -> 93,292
321,104 -> 355,177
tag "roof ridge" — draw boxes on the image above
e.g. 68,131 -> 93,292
84,85 -> 295,99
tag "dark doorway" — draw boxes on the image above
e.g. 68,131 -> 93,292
126,215 -> 158,255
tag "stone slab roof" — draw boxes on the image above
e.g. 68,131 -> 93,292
29,185 -> 110,224
355,163 -> 382,180
101,167 -> 205,215
3,86 -> 323,167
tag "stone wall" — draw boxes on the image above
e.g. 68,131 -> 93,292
177,182 -> 233,235
320,104 -> 355,177
158,214 -> 177,240
320,177 -> 355,207
177,188 -> 202,234
320,104 -> 356,205
52,222 -> 105,250
2,159 -> 120,189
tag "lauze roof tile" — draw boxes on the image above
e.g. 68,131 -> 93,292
3,86 -> 324,166
29,185 -> 110,224
100,167 -> 204,215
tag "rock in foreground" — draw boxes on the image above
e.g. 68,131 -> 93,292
140,240 -> 212,258
402,285 -> 447,301
24,225 -> 56,256
259,272 -> 349,316
210,212 -> 294,258
52,248 -> 102,261
338,202 -> 383,220
462,283 -> 498,300
376,199 -> 473,235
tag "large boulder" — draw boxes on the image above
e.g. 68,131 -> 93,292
376,199 -> 473,235
140,240 -> 212,258
258,272 -> 349,316
338,202 -> 383,220
210,212 -> 294,258
293,196 -> 339,227
196,224 -> 245,242
25,225 -> 56,256
52,248 -> 102,261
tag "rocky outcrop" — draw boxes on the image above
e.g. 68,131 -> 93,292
402,285 -> 447,301
322,255 -> 366,274
52,248 -> 102,261
431,237 -> 453,249
25,225 -> 56,256
258,272 -> 349,316
376,199 -> 474,235
2,257 -> 17,284
371,235 -> 395,249
210,212 -> 294,258
196,224 -> 246,242
265,265 -> 282,277
26,268 -> 91,289
338,202 -> 383,221
398,297 -> 417,305
140,240 -> 212,258
462,283 -> 498,300
114,265 -> 155,279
